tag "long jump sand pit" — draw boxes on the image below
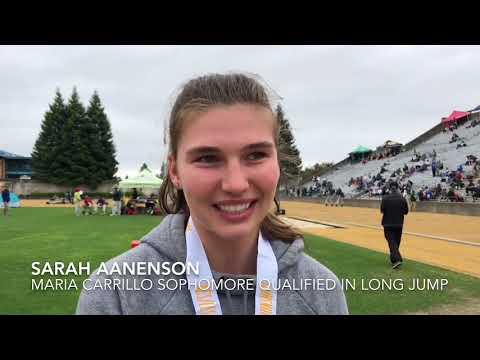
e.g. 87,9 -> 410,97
282,200 -> 480,278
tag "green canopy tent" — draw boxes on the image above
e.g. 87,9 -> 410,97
349,145 -> 373,163
118,168 -> 163,192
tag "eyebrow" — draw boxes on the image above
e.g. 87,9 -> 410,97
186,141 -> 275,156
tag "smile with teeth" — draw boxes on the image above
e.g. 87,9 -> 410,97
216,202 -> 254,214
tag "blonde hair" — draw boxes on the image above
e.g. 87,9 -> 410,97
159,73 -> 303,242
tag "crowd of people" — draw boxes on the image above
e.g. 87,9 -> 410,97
293,116 -> 480,205
284,178 -> 345,206
72,187 -> 161,216
360,147 -> 401,165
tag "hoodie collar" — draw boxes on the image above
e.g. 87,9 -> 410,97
141,213 -> 303,273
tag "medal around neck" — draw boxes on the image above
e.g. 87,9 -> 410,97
185,217 -> 278,315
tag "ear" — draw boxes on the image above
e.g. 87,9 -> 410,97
168,154 -> 181,189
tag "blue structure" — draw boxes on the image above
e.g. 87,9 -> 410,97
0,150 -> 33,180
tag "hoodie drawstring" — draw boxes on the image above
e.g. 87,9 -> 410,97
243,291 -> 249,315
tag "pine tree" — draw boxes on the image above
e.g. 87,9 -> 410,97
32,88 -> 118,188
51,87 -> 91,186
85,91 -> 118,187
140,163 -> 149,172
31,89 -> 67,182
276,105 -> 302,187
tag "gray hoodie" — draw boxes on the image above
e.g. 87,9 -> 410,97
76,213 -> 348,315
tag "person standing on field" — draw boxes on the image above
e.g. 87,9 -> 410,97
380,181 -> 409,269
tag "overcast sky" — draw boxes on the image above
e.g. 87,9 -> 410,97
2,45 -> 480,178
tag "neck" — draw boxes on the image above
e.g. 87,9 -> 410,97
194,224 -> 259,275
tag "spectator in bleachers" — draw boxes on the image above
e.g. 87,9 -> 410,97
466,154 -> 477,166
437,159 -> 444,170
455,173 -> 463,189
417,189 -> 425,201
418,161 -> 428,172
468,118 -> 479,128
472,182 -> 480,202
447,187 -> 464,202
449,132 -> 459,143
456,140 -> 467,149
466,179 -> 477,195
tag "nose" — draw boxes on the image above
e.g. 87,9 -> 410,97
221,159 -> 249,194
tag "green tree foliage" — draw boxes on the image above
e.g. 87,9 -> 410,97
31,88 -> 118,188
85,91 -> 118,186
276,104 -> 302,187
31,89 -> 67,182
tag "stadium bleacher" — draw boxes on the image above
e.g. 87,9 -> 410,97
301,117 -> 480,203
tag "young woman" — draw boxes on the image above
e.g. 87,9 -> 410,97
76,73 -> 348,315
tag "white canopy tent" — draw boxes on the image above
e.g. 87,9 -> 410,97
118,168 -> 163,191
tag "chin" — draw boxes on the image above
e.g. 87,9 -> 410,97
213,219 -> 262,241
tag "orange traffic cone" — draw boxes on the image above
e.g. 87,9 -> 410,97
131,240 -> 141,248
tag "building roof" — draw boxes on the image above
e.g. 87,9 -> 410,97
0,150 -> 31,160
349,145 -> 373,154
383,140 -> 403,148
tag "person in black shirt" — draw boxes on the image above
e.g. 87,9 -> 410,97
132,188 -> 139,200
380,181 -> 409,269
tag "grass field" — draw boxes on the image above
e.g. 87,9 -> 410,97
1,208 -> 479,314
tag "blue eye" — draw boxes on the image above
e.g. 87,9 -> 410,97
196,155 -> 218,163
247,152 -> 267,161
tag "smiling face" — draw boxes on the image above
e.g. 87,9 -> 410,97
169,104 -> 280,244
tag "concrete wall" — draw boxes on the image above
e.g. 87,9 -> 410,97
280,196 -> 480,217
7,180 -> 117,195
